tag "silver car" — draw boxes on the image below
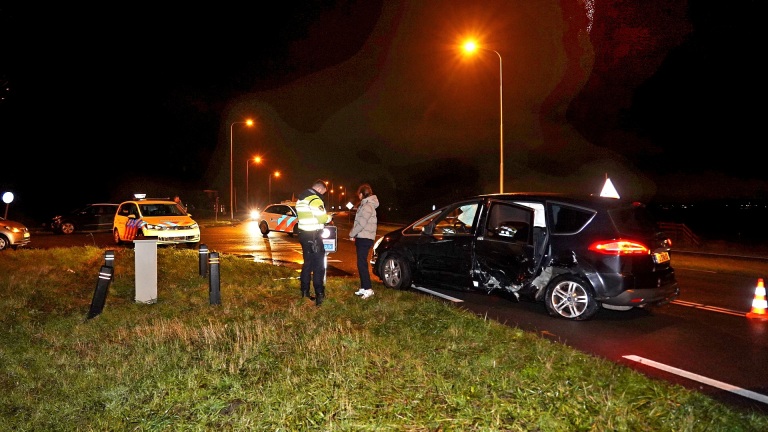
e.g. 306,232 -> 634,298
0,217 -> 31,251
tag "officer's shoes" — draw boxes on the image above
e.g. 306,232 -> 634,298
354,288 -> 366,296
360,289 -> 374,299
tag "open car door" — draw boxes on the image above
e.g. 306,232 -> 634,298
473,200 -> 536,293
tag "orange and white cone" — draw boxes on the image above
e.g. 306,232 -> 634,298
746,278 -> 768,320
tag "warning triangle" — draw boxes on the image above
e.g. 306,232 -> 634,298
600,177 -> 620,199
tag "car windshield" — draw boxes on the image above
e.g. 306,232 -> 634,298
139,203 -> 187,217
403,209 -> 443,234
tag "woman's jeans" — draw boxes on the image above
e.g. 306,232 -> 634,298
355,237 -> 375,289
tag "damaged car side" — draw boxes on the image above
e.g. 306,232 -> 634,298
371,193 -> 679,321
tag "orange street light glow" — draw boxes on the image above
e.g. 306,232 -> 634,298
462,40 -> 478,54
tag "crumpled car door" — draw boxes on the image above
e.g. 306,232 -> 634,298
473,200 -> 536,293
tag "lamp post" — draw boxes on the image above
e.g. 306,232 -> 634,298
230,119 -> 254,220
462,40 -> 504,193
268,171 -> 280,204
2,192 -> 13,219
324,180 -> 333,206
246,156 -> 262,209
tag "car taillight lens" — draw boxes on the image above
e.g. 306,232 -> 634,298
588,239 -> 649,255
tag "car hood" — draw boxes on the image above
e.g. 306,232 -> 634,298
1,220 -> 29,230
140,216 -> 197,227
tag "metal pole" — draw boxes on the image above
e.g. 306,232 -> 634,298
493,49 -> 504,194
246,159 -> 249,210
268,174 -> 272,204
229,122 -> 235,220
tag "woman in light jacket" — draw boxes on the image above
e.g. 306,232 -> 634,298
349,183 -> 379,299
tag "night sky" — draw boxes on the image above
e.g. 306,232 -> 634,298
1,1 -> 763,224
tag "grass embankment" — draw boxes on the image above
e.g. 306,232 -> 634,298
1,247 -> 767,431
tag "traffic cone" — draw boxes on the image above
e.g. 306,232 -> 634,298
746,278 -> 768,320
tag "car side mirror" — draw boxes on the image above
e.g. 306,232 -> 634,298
422,222 -> 435,236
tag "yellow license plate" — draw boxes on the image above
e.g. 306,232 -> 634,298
653,251 -> 670,264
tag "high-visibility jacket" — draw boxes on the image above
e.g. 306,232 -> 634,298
296,188 -> 332,231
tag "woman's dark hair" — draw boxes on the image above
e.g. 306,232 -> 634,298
357,183 -> 372,198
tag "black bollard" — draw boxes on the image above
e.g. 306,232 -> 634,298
104,250 -> 115,267
208,251 -> 221,305
104,250 -> 115,281
87,266 -> 113,320
198,244 -> 209,277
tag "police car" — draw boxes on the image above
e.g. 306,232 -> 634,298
112,198 -> 200,248
258,202 -> 300,237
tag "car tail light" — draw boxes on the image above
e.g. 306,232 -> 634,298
588,239 -> 649,255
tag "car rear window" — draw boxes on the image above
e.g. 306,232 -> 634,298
608,204 -> 660,237
549,203 -> 596,234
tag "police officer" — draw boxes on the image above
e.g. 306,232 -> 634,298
296,179 -> 332,305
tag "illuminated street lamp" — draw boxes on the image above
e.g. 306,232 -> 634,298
230,119 -> 254,220
246,156 -> 262,209
268,171 -> 281,204
2,191 -> 14,219
462,40 -> 504,193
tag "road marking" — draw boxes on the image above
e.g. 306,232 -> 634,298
674,266 -> 717,273
412,285 -> 464,303
671,300 -> 746,317
623,355 -> 768,405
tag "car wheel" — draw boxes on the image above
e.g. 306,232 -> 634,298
259,221 -> 270,237
544,275 -> 599,321
381,255 -> 412,290
60,222 -> 76,235
113,229 -> 123,245
0,235 -> 8,251
290,224 -> 299,237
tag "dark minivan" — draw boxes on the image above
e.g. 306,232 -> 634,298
371,193 -> 679,321
50,203 -> 119,235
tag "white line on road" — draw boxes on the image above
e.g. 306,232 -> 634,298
411,285 -> 464,303
674,267 -> 717,273
623,355 -> 768,405
671,300 -> 746,317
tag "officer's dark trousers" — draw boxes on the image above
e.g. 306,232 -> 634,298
299,230 -> 325,297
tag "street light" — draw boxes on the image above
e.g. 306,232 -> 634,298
462,40 -> 504,193
268,171 -> 281,204
246,156 -> 262,209
230,119 -> 254,220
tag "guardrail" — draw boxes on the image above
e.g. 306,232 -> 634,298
659,222 -> 701,247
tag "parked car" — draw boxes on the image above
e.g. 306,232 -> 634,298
50,203 -> 119,234
112,199 -> 200,248
0,217 -> 31,251
258,202 -> 299,237
371,193 -> 679,321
